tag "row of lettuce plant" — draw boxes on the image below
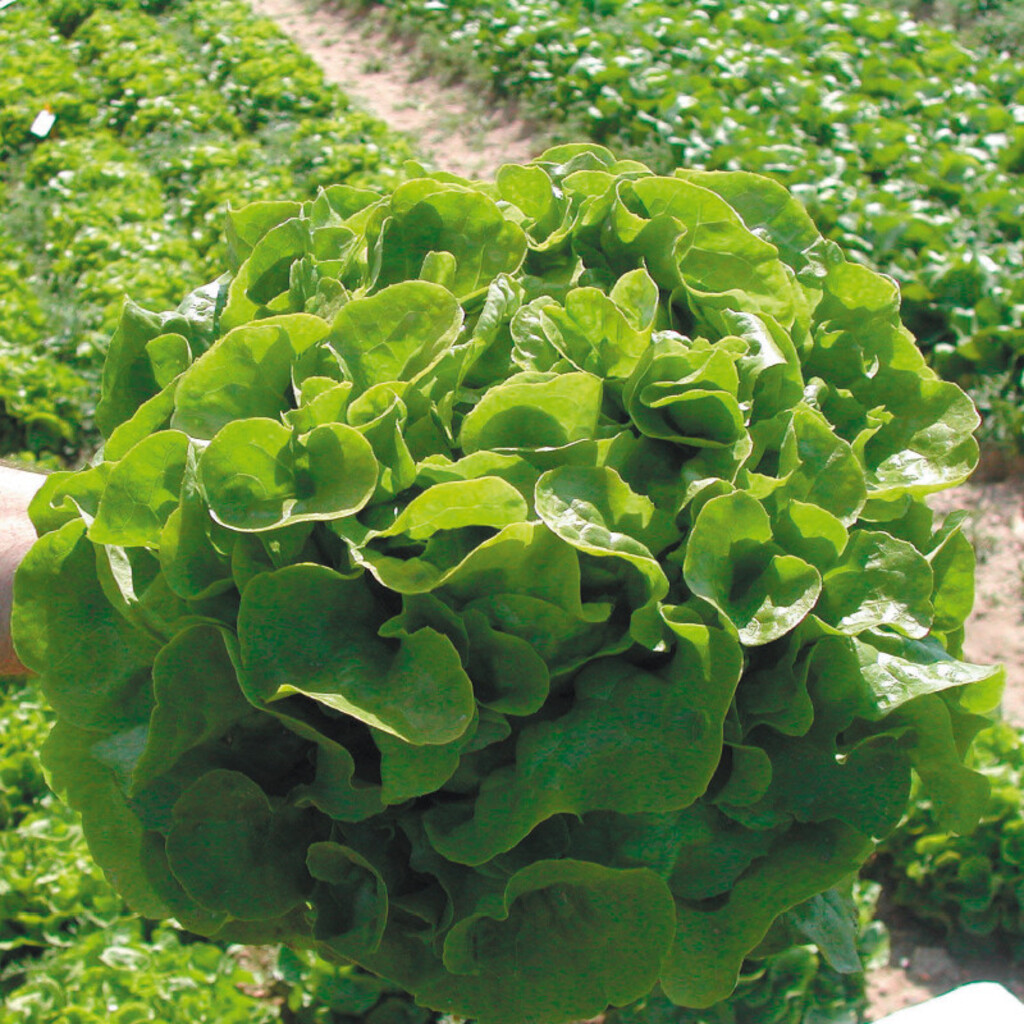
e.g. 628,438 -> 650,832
339,0 -> 1024,450
0,0 -> 411,466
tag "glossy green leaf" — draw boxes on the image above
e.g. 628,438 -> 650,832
12,519 -> 160,731
859,373 -> 980,499
89,431 -> 190,548
374,729 -> 466,805
928,515 -> 976,633
159,447 -> 234,599
496,163 -> 567,239
375,188 -> 528,299
623,335 -> 747,449
540,277 -> 655,378
678,170 -> 825,285
820,530 -> 934,637
238,565 -> 475,744
199,417 -> 377,531
630,176 -> 801,328
459,371 -> 603,453
684,492 -> 821,646
374,477 -> 527,541
105,384 -> 179,462
777,404 -> 866,523
853,631 -> 1004,718
173,315 -> 330,440
28,463 -> 112,536
534,465 -> 674,646
331,281 -> 462,392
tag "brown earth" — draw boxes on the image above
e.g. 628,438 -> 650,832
247,0 -> 542,178
244,2 -> 1024,1016
928,469 -> 1024,726
867,911 -> 1024,1021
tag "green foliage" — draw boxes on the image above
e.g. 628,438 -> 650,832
871,721 -> 1024,953
0,0 -> 411,463
12,147 -> 999,1023
349,0 -> 1024,449
0,678 -> 54,830
2,920 -> 280,1024
0,799 -> 125,966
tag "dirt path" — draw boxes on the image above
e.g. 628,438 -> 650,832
248,0 -> 542,179
930,472 -> 1024,725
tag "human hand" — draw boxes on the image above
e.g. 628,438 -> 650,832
1,465 -> 45,676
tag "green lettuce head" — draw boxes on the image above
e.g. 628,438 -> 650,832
13,144 -> 1003,1023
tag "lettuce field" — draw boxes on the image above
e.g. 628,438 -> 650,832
2,0 -> 1024,1023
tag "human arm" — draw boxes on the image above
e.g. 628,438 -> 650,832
0,465 -> 45,675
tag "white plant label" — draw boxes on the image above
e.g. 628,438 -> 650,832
29,109 -> 56,138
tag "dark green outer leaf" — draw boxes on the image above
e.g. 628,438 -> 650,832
12,519 -> 159,731
166,769 -> 320,920
42,719 -> 172,920
662,822 -> 871,1008
238,564 -> 475,745
429,860 -> 675,1024
425,627 -> 741,865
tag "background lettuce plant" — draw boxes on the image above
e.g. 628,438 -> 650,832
870,721 -> 1024,955
12,144 -> 1003,1023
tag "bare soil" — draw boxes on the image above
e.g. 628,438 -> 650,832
243,3 -> 1024,1017
867,908 -> 1024,1020
929,469 -> 1024,725
247,0 -> 542,178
